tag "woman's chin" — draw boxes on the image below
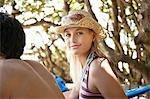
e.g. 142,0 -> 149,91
71,50 -> 80,55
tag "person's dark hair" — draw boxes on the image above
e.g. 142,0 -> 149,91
0,12 -> 25,59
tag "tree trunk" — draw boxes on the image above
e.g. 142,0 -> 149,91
135,0 -> 150,98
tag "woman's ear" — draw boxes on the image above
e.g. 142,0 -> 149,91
92,33 -> 96,42
89,29 -> 96,42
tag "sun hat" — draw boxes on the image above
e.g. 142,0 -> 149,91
56,10 -> 106,40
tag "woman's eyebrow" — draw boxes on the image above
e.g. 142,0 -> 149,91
64,30 -> 70,33
75,28 -> 83,31
64,28 -> 85,33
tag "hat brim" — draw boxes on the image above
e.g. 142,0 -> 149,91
57,24 -> 91,34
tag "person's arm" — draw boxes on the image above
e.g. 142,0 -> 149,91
70,86 -> 79,99
63,90 -> 72,98
91,59 -> 127,99
63,84 -> 79,99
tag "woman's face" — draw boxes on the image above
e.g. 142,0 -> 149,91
64,27 -> 95,56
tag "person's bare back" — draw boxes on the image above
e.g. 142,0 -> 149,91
0,59 -> 64,99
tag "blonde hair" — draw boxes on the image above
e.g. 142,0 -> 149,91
66,48 -> 82,86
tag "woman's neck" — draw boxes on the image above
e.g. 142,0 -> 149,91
78,51 -> 91,67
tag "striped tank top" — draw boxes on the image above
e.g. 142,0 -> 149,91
79,51 -> 105,99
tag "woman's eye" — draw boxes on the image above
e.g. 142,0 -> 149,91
65,33 -> 71,37
77,32 -> 83,35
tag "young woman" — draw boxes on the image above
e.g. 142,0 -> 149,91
57,10 -> 127,99
0,12 -> 64,99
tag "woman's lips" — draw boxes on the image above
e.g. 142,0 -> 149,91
70,44 -> 81,49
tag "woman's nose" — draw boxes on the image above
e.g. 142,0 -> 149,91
70,35 -> 77,43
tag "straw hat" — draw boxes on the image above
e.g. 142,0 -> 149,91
56,10 -> 106,40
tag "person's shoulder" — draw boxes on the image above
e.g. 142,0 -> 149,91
23,60 -> 48,73
90,57 -> 108,69
0,59 -> 40,79
89,58 -> 111,75
0,59 -> 28,71
90,57 -> 117,80
24,59 -> 40,64
0,58 -> 22,64
0,59 -> 44,79
24,60 -> 44,67
0,59 -> 35,87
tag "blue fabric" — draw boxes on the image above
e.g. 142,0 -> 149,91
54,75 -> 69,92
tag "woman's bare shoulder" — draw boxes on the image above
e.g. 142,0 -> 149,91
89,58 -> 106,72
89,58 -> 117,79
